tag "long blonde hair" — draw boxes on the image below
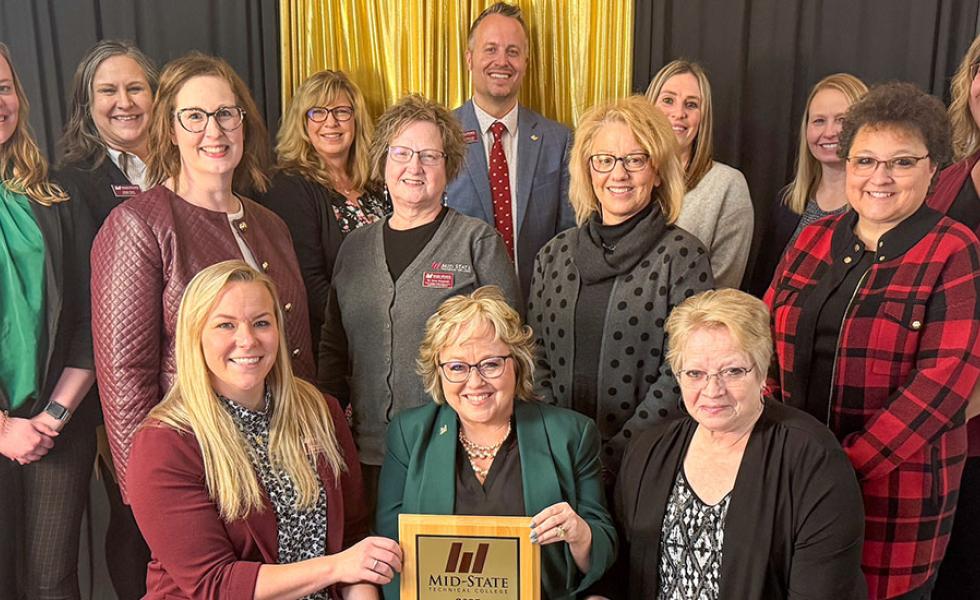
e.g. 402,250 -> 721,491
949,36 -> 980,161
569,96 -> 685,226
276,70 -> 373,191
783,73 -> 867,215
145,53 -> 271,194
645,59 -> 714,191
0,43 -> 66,205
147,261 -> 346,521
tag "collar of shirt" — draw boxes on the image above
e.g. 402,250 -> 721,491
107,147 -> 150,191
473,101 -> 519,140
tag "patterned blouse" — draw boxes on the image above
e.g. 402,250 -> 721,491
788,197 -> 848,247
220,392 -> 329,600
658,468 -> 731,600
331,188 -> 389,235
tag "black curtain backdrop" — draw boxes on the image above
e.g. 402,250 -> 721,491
0,0 -> 280,162
632,0 -> 980,294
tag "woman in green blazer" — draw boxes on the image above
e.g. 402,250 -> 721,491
376,286 -> 616,600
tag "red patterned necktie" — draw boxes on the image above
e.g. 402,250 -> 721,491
488,120 -> 515,260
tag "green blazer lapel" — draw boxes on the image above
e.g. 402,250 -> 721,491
515,402 -> 562,514
415,403 -> 459,514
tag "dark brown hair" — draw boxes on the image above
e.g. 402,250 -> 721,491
838,82 -> 952,171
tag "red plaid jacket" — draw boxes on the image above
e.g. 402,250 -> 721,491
764,206 -> 980,599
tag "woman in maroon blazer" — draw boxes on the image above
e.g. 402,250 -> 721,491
127,261 -> 400,600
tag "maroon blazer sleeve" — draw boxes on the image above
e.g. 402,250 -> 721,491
128,424 -> 262,599
91,204 -> 164,498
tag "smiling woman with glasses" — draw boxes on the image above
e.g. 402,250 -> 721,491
591,289 -> 865,600
527,96 -> 713,484
318,94 -> 520,517
260,71 -> 389,353
766,82 -> 980,599
376,286 -> 616,599
90,52 -> 314,504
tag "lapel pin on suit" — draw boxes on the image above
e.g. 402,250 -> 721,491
439,424 -> 448,435
531,134 -> 540,141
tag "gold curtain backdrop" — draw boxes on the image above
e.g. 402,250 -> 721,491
279,0 -> 633,128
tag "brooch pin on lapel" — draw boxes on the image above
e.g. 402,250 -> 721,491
439,424 -> 448,435
531,134 -> 540,141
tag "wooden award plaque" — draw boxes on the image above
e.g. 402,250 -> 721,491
399,514 -> 541,600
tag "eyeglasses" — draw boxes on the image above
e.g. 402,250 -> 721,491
307,105 -> 354,122
677,366 -> 755,388
388,145 -> 447,166
174,106 -> 245,133
439,356 -> 512,383
588,153 -> 651,173
846,155 -> 930,176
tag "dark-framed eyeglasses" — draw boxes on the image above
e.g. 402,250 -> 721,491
387,145 -> 447,166
439,355 -> 512,383
174,106 -> 245,133
677,366 -> 755,388
845,155 -> 930,176
588,153 -> 651,173
307,105 -> 354,123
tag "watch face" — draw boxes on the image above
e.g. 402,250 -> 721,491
45,402 -> 69,421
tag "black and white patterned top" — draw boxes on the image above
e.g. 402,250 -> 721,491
220,392 -> 329,600
788,197 -> 848,247
331,188 -> 389,235
658,468 -> 731,599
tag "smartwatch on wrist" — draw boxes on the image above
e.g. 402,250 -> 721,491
43,401 -> 72,424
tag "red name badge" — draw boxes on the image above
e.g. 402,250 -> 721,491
111,184 -> 141,198
463,130 -> 480,144
422,271 -> 455,289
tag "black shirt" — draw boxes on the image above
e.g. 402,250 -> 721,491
454,425 -> 525,517
383,206 -> 448,281
948,175 -> 980,230
805,249 -> 875,426
572,205 -> 654,417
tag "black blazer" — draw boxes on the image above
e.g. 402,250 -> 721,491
54,157 -> 134,230
746,195 -> 801,297
595,401 -> 867,599
257,171 -> 385,350
0,189 -> 95,424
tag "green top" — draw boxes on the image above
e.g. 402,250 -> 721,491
0,184 -> 45,410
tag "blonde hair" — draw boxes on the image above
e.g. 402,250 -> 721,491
146,52 -> 271,194
783,73 -> 868,215
665,288 -> 773,376
147,261 -> 346,521
645,59 -> 714,190
368,94 -> 465,185
569,95 -> 684,226
0,44 -> 67,205
416,286 -> 536,405
276,70 -> 373,191
950,36 -> 980,161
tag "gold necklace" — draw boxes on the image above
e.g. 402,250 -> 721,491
459,423 -> 511,479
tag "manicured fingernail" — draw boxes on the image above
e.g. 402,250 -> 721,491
529,521 -> 536,528
530,532 -> 538,543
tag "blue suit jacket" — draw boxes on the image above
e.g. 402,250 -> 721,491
447,101 -> 575,302
377,401 -> 617,599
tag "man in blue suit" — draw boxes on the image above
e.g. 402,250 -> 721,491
447,2 -> 575,302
